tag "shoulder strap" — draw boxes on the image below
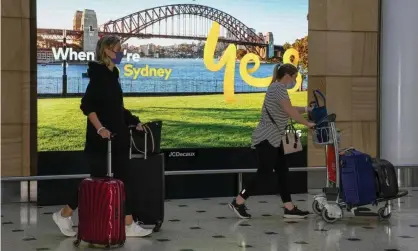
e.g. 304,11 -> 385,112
264,105 -> 295,133
265,106 -> 277,126
143,124 -> 155,153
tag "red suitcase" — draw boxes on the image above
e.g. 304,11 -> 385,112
74,139 -> 126,248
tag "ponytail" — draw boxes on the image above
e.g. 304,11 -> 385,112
271,63 -> 298,83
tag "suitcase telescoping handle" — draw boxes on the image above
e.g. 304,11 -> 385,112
107,134 -> 116,177
107,138 -> 112,177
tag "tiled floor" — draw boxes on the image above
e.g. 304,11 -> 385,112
2,188 -> 418,251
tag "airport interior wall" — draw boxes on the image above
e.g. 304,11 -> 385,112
307,0 -> 379,166
1,0 -> 384,201
1,0 -> 38,177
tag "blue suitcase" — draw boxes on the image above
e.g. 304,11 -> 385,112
340,149 -> 376,206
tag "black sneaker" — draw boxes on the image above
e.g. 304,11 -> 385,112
228,199 -> 251,219
283,206 -> 309,219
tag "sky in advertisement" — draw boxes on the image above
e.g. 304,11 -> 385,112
37,0 -> 308,46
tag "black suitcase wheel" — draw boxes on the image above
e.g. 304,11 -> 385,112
378,207 -> 392,220
73,239 -> 81,247
153,221 -> 163,232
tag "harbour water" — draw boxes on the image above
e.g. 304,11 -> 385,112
37,58 -> 308,94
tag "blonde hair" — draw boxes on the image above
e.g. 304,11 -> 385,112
95,35 -> 121,66
271,63 -> 298,84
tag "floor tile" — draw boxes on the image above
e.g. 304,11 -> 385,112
2,188 -> 418,251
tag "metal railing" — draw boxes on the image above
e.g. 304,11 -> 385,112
1,167 -> 327,193
0,167 -> 326,181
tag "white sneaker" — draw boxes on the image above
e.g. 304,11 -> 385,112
52,209 -> 77,237
125,222 -> 153,237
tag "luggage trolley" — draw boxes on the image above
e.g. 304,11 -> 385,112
310,113 -> 408,223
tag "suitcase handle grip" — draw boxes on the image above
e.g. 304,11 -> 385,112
340,147 -> 356,155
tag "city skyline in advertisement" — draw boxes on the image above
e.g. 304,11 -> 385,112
37,0 -> 308,46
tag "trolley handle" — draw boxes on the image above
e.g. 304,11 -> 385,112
313,113 -> 336,129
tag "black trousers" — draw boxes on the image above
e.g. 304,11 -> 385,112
239,140 -> 292,203
68,152 -> 133,216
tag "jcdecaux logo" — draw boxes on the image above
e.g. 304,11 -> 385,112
168,152 -> 196,158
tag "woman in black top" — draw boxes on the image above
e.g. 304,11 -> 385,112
52,35 -> 152,238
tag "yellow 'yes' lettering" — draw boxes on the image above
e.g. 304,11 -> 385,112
203,22 -> 237,103
204,22 -> 303,102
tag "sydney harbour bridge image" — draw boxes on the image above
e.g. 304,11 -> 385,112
36,4 -> 287,95
37,4 -> 280,60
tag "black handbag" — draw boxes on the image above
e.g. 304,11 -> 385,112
309,89 -> 330,143
130,121 -> 162,159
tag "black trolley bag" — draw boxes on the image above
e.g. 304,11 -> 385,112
128,121 -> 165,232
372,158 -> 399,198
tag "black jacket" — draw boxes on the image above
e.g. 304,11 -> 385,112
80,61 -> 140,154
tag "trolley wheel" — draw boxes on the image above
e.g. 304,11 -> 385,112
312,200 -> 323,215
378,207 -> 392,220
105,244 -> 111,249
153,221 -> 163,232
73,239 -> 81,247
118,241 -> 125,247
321,208 -> 339,224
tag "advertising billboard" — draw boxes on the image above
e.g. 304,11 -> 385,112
37,0 -> 308,151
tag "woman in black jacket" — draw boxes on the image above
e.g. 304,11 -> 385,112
52,35 -> 152,238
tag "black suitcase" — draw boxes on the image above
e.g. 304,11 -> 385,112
129,129 -> 165,232
372,158 -> 399,198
